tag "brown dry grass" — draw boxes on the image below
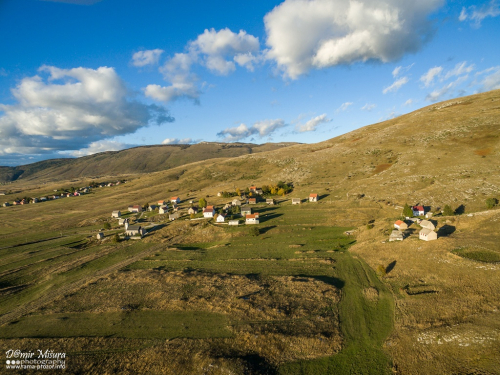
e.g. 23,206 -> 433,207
474,148 -> 492,156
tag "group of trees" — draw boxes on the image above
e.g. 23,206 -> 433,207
260,181 -> 293,197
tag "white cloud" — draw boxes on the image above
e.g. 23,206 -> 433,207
131,49 -> 164,67
0,65 -> 172,158
425,75 -> 468,102
383,76 -> 409,94
361,103 -> 376,111
443,61 -> 475,80
217,119 -> 286,141
337,102 -> 353,112
392,63 -> 414,78
190,28 -> 260,75
404,99 -> 414,106
420,66 -> 443,87
161,138 -> 196,144
69,140 -> 128,157
295,114 -> 330,132
264,0 -> 443,78
459,0 -> 500,27
479,66 -> 500,91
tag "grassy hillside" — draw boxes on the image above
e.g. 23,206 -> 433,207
0,142 -> 298,184
0,89 -> 499,374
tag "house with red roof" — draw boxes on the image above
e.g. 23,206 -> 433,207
412,206 -> 425,216
309,193 -> 318,202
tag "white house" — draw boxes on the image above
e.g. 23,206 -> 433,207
292,198 -> 301,205
96,232 -> 104,240
394,220 -> 408,230
125,224 -> 145,237
241,207 -> 252,216
188,207 -> 199,215
412,206 -> 425,216
128,205 -> 142,213
112,210 -> 121,218
266,199 -> 275,205
159,206 -> 169,214
309,193 -> 318,202
216,214 -> 226,223
147,205 -> 157,211
389,230 -> 404,241
420,220 -> 435,230
170,196 -> 181,204
419,228 -> 437,241
229,220 -> 239,226
245,214 -> 259,224
203,207 -> 215,218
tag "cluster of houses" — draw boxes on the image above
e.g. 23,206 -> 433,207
2,187 -> 91,207
389,206 -> 438,242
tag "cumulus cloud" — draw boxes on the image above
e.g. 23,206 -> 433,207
361,103 -> 376,111
264,0 -> 443,78
420,66 -> 443,87
459,0 -> 500,27
146,28 -> 260,103
295,114 -> 330,132
161,138 -> 197,144
217,119 -> 286,142
69,140 -> 130,157
131,49 -> 164,67
383,76 -> 409,94
0,65 -> 173,159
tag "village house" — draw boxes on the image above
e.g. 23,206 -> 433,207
158,200 -> 167,206
256,188 -> 263,195
31,198 -> 38,204
188,207 -> 199,215
96,232 -> 104,240
223,203 -> 231,211
309,193 -> 318,202
245,214 -> 259,224
425,212 -> 433,219
169,212 -> 180,221
170,197 -> 181,204
292,198 -> 301,205
412,205 -> 425,216
248,198 -> 257,204
249,186 -> 257,193
232,199 -> 241,206
148,204 -> 157,211
125,224 -> 145,237
118,218 -> 129,226
172,203 -> 179,212
241,207 -> 252,216
394,220 -> 408,230
128,205 -> 142,213
419,228 -> 437,241
112,210 -> 121,218
65,193 -> 71,198
420,220 -> 436,231
74,191 -> 81,196
159,206 -> 169,214
228,220 -> 240,226
216,214 -> 226,223
3,202 -> 10,207
389,230 -> 404,241
266,198 -> 275,205
39,197 -> 47,201
203,206 -> 215,218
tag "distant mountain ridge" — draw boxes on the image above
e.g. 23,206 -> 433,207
0,142 -> 299,183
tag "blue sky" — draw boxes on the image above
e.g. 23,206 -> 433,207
0,0 -> 499,166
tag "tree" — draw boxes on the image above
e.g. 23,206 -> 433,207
443,205 -> 454,216
143,203 -> 149,211
213,213 -> 218,221
236,188 -> 241,196
403,203 -> 413,217
103,222 -> 111,230
248,226 -> 260,236
199,198 -> 207,208
112,234 -> 120,243
486,197 -> 498,209
278,188 -> 285,196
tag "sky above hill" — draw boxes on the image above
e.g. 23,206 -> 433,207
0,0 -> 499,166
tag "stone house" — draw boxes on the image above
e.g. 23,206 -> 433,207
419,228 -> 437,241
112,210 -> 121,218
394,220 -> 408,230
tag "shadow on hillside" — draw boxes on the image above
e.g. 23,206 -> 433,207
145,224 -> 166,234
259,226 -> 276,235
307,275 -> 345,290
212,353 -> 277,375
255,206 -> 278,214
454,205 -> 466,215
318,194 -> 330,201
437,225 -> 456,237
386,260 -> 397,274
259,213 -> 283,223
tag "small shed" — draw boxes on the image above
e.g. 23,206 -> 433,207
389,230 -> 404,241
216,214 -> 226,223
309,193 -> 318,202
248,198 -> 257,204
394,220 -> 408,230
266,199 -> 275,205
96,232 -> 104,240
419,228 -> 437,241
169,212 -> 180,221
241,207 -> 252,216
188,207 -> 199,215
232,199 -> 241,206
229,220 -> 240,226
112,210 -> 121,218
147,205 -> 157,211
420,220 -> 435,230
292,198 -> 301,205
3,202 -> 10,207
425,212 -> 433,219
118,218 -> 129,226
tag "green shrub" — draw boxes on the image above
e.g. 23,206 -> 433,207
248,226 -> 260,236
443,205 -> 454,216
486,197 -> 498,209
103,222 -> 111,230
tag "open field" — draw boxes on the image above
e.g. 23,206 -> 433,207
1,90 -> 499,374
